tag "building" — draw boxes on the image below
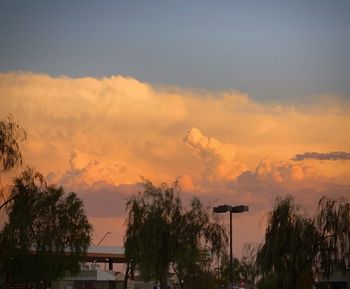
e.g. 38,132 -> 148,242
52,246 -> 127,289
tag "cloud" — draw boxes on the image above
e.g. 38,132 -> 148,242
177,174 -> 195,192
74,183 -> 142,218
1,71 -> 349,251
45,149 -> 144,218
183,127 -> 248,181
1,72 -> 349,180
254,158 -> 315,182
229,158 -> 350,214
292,151 -> 350,161
59,149 -> 128,187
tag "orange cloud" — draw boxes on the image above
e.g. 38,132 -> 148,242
58,149 -> 128,187
1,72 -> 349,254
177,174 -> 195,192
255,159 -> 315,182
183,127 -> 248,181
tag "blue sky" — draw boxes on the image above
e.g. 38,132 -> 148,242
1,0 -> 349,100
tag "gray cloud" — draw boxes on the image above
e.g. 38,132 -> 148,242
292,151 -> 350,161
68,182 -> 142,218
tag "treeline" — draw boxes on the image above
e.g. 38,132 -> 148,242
123,182 -> 350,289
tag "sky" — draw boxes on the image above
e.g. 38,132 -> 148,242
0,1 -> 350,256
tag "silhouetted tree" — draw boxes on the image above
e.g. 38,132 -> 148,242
257,196 -> 350,289
239,243 -> 259,287
173,198 -> 228,289
0,168 -> 92,286
0,116 -> 26,211
213,244 -> 259,289
124,181 -> 181,289
124,181 -> 228,289
218,254 -> 241,286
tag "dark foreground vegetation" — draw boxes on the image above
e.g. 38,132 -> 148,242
123,182 -> 350,289
0,117 -> 92,288
123,180 -> 229,289
256,196 -> 350,289
1,168 -> 92,286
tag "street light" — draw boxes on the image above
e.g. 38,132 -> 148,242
97,231 -> 112,246
213,204 -> 249,289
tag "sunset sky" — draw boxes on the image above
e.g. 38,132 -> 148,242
1,1 -> 350,256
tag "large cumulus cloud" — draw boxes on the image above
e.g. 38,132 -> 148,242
183,127 -> 248,181
1,72 -> 349,252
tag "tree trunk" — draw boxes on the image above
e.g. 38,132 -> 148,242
160,277 -> 167,289
160,269 -> 168,289
123,262 -> 130,289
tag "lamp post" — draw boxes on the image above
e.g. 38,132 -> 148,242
97,231 -> 111,246
213,205 -> 249,289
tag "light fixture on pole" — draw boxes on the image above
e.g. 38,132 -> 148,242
213,204 -> 249,289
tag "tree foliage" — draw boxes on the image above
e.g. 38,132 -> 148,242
239,243 -> 259,287
0,168 -> 92,285
314,196 -> 350,275
0,116 -> 26,211
257,196 -> 350,289
218,254 -> 241,285
124,181 -> 228,289
216,243 -> 258,288
174,197 -> 228,289
0,115 -> 26,174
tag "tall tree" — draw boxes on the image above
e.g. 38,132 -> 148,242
256,196 -> 350,289
124,181 -> 228,289
124,181 -> 183,289
173,198 -> 228,289
0,116 -> 26,211
0,168 -> 92,286
314,196 -> 350,277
